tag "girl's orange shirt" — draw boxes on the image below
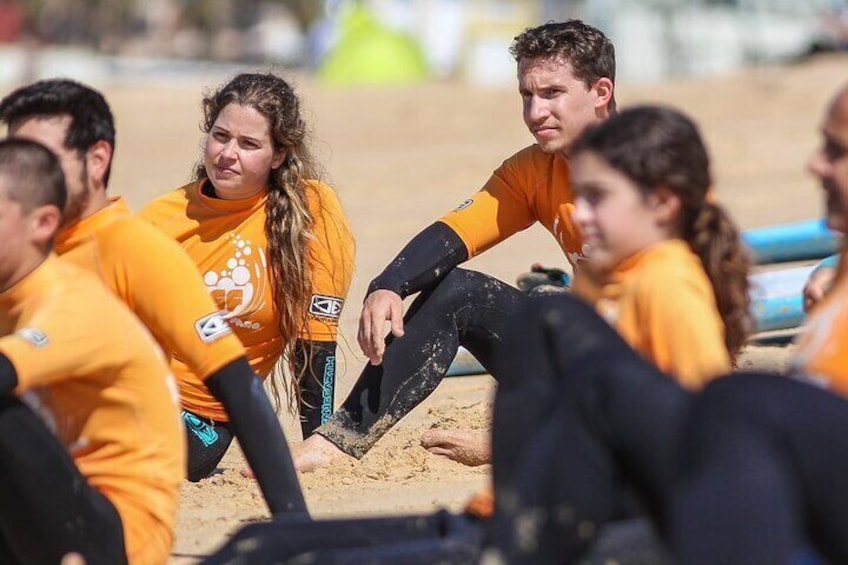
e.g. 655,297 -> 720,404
140,180 -> 355,421
574,239 -> 731,390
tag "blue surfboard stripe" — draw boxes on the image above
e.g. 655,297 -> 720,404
743,219 -> 841,265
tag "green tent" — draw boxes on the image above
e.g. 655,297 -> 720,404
318,4 -> 429,86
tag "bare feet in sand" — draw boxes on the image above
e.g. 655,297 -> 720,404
240,434 -> 352,478
293,434 -> 353,472
420,428 -> 491,466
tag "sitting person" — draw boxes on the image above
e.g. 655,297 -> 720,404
296,19 -> 617,471
0,138 -> 183,564
138,72 -> 354,481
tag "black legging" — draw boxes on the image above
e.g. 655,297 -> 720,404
489,294 -> 843,564
202,510 -> 483,565
203,501 -> 669,565
0,394 -> 127,565
183,409 -> 234,482
671,374 -> 847,565
488,293 -> 689,563
318,268 -> 527,457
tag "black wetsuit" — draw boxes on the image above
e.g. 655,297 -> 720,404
490,294 -> 840,565
316,222 -> 529,456
0,356 -> 126,565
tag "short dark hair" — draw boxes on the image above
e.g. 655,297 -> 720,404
0,138 -> 67,214
0,78 -> 115,185
511,20 -> 616,108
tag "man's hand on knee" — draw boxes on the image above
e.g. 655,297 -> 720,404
358,289 -> 404,365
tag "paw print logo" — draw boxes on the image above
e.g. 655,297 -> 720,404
203,235 -> 264,329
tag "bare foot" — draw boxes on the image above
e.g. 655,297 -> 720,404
241,434 -> 351,477
420,428 -> 491,466
293,434 -> 352,472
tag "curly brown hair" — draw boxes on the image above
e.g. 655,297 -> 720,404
572,105 -> 752,360
196,72 -> 320,411
510,20 -> 616,112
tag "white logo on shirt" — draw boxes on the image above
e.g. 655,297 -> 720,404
195,311 -> 233,343
454,198 -> 473,211
203,234 -> 266,331
17,327 -> 49,348
309,295 -> 344,320
595,298 -> 619,326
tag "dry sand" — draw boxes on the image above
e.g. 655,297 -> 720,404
5,52 -> 847,562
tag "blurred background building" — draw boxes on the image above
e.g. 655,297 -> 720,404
0,0 -> 844,86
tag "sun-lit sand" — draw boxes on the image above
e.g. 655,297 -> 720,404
4,51 -> 845,562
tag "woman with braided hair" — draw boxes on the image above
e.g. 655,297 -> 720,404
140,72 -> 354,481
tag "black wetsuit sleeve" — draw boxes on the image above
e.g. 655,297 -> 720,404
366,222 -> 469,299
205,357 -> 308,517
0,354 -> 17,394
294,340 -> 337,439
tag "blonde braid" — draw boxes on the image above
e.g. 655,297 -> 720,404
264,154 -> 314,412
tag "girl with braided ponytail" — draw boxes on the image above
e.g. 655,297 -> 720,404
568,104 -> 751,387
140,72 -> 354,481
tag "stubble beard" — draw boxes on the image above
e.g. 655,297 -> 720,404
62,162 -> 92,226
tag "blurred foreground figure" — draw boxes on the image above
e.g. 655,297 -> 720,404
0,139 -> 182,564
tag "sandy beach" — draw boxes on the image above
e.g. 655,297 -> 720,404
3,51 -> 846,562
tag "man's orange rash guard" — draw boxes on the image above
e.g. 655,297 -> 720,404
0,256 -> 184,564
55,197 -> 246,383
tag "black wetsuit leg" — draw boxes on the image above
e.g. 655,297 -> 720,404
296,340 -> 338,438
183,408 -> 234,482
671,374 -> 848,565
488,294 -> 690,564
0,394 -> 127,565
202,510 -> 483,565
317,268 -> 527,457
